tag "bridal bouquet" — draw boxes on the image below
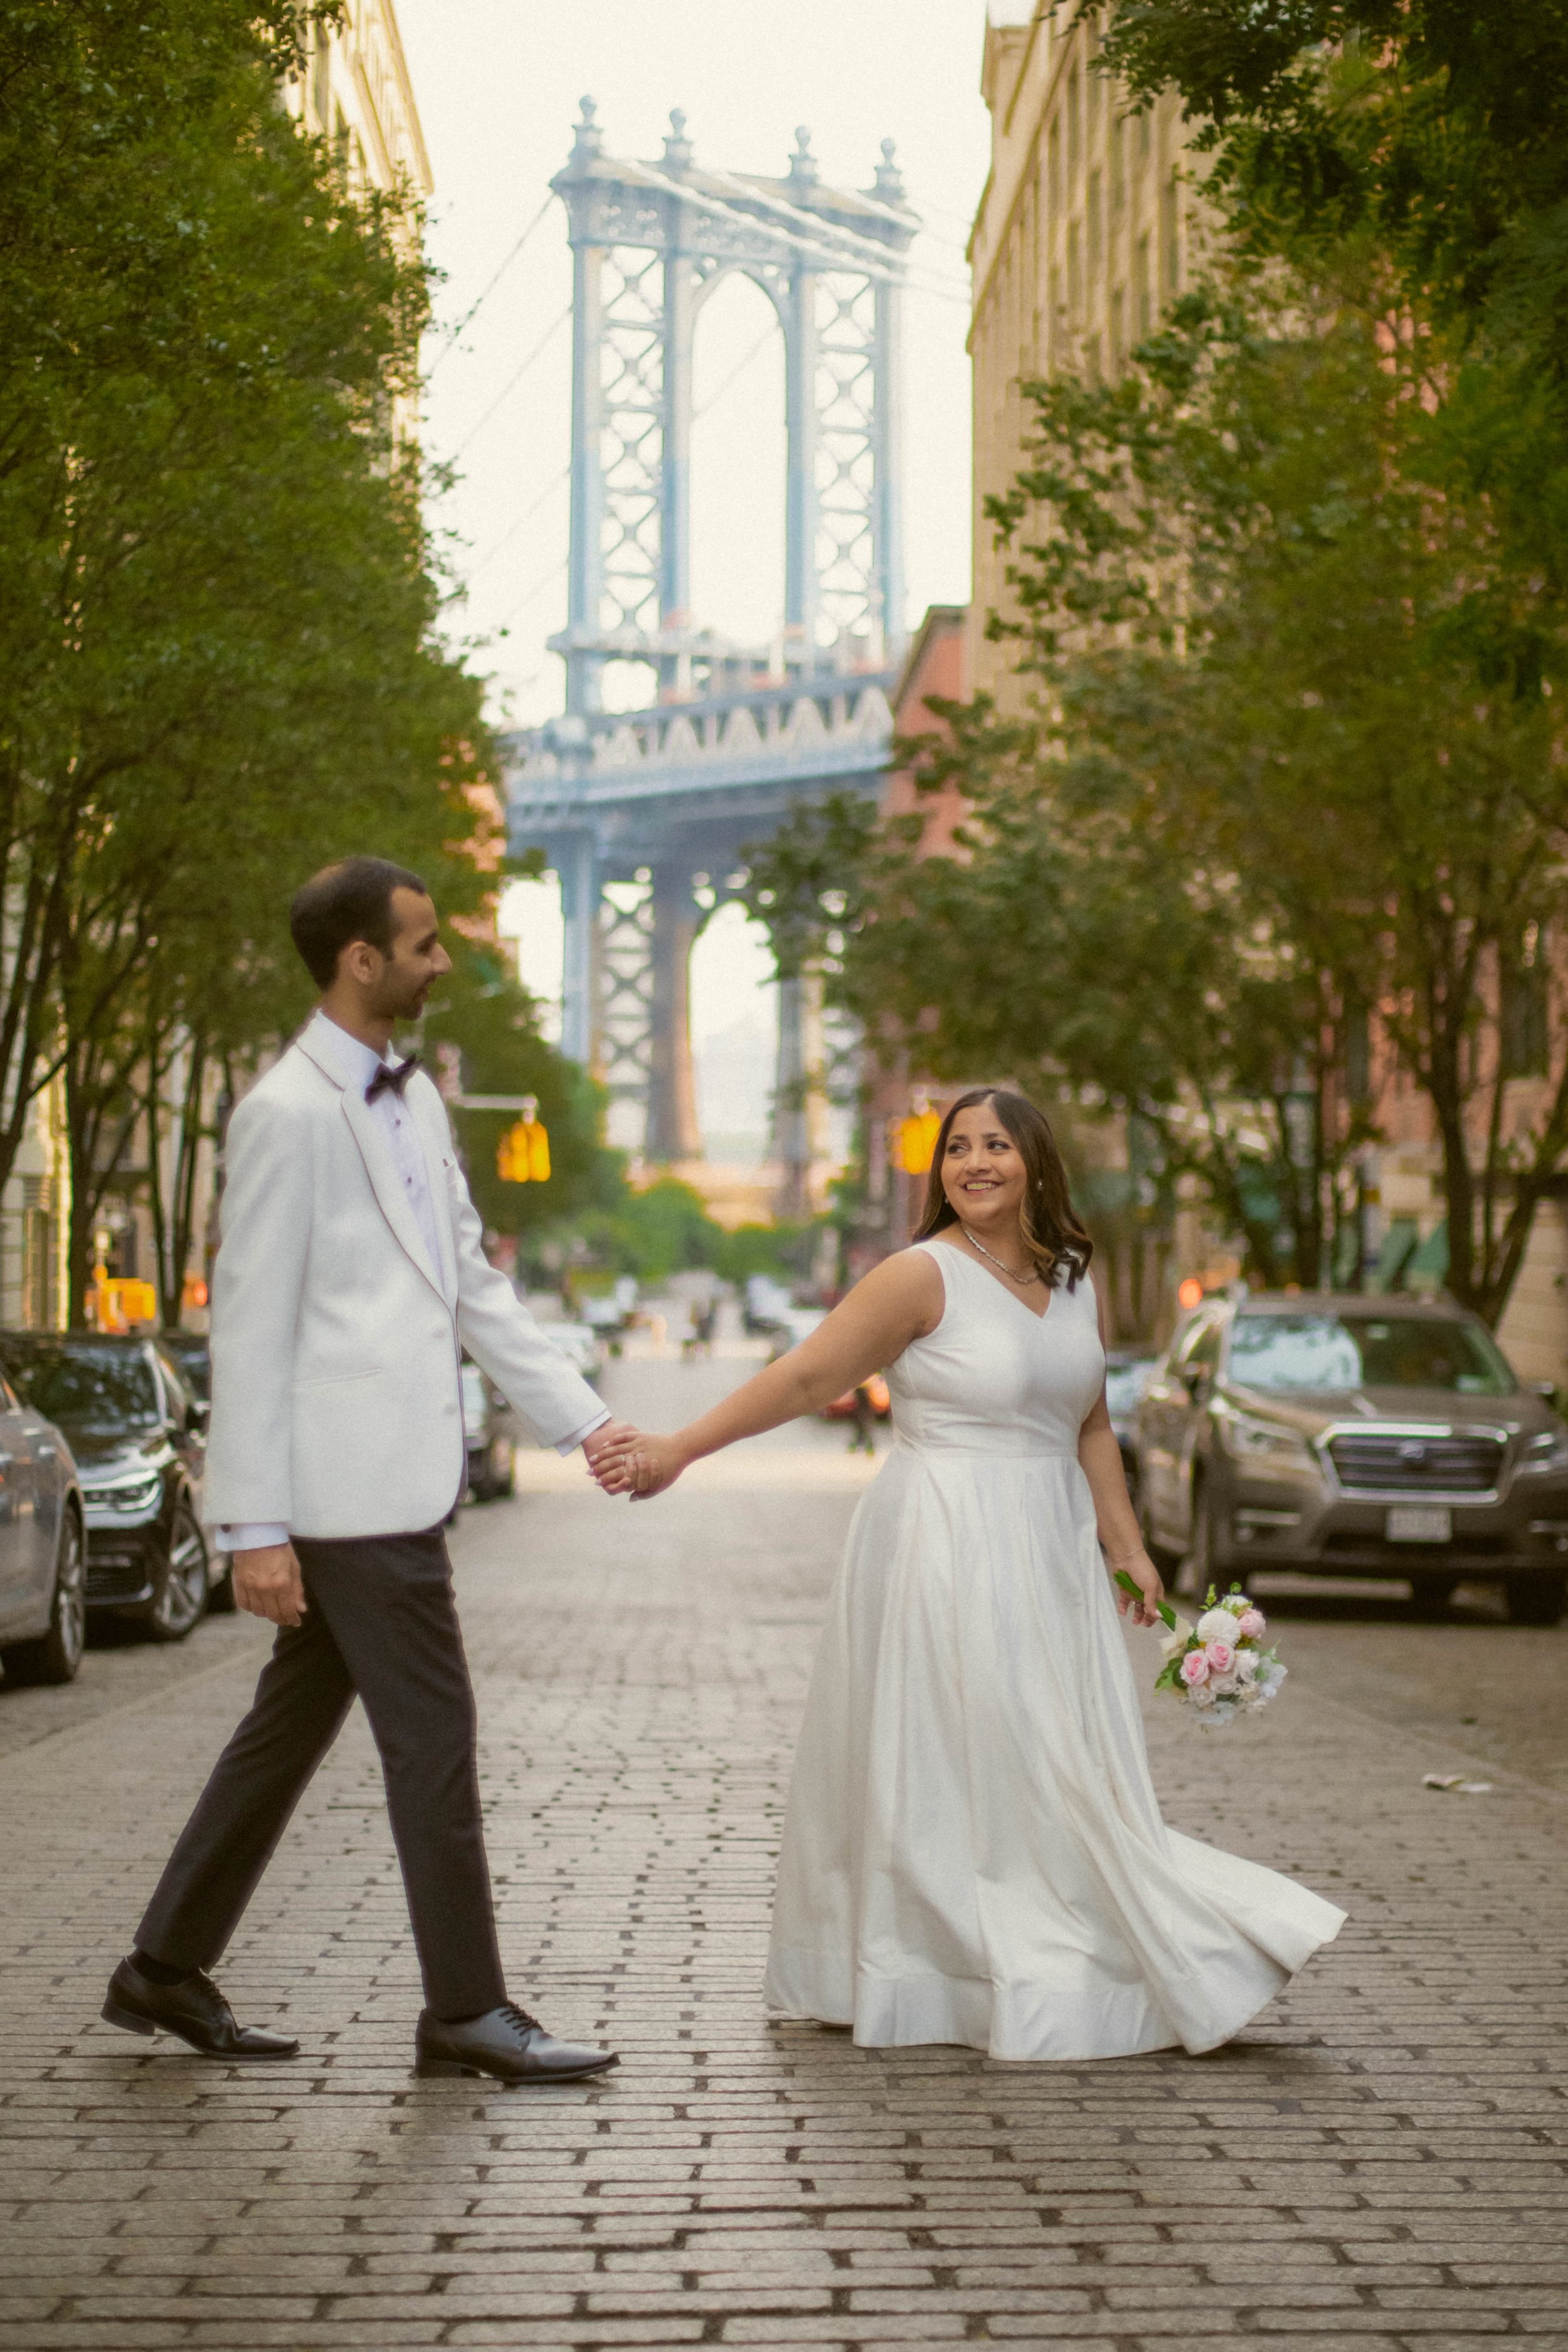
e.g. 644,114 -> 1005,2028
1115,1574 -> 1286,1725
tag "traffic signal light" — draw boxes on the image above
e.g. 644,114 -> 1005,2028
497,1099 -> 550,1184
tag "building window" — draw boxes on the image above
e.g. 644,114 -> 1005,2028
1111,110 -> 1125,215
1048,117 -> 1061,218
1088,167 -> 1102,280
1135,231 -> 1152,334
1067,63 -> 1080,175
1067,218 -> 1081,321
1162,172 -> 1180,294
1344,1008 -> 1372,1104
1111,285 -> 1125,365
1502,938 -> 1550,1078
1138,107 -> 1152,162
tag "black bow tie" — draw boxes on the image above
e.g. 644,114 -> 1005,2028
365,1052 -> 420,1104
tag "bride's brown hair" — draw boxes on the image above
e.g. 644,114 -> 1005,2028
912,1088 -> 1093,1290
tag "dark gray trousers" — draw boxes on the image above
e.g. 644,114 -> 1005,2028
134,1527 -> 506,2020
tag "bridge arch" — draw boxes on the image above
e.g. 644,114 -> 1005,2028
506,104 -> 916,1197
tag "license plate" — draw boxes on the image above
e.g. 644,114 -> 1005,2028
1386,1505 -> 1451,1544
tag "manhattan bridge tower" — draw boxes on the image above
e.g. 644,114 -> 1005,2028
504,101 -> 916,1208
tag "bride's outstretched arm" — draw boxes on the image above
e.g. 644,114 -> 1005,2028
592,1251 -> 943,1497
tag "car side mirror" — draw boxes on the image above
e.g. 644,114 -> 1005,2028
184,1398 -> 209,1431
1530,1378 -> 1558,1402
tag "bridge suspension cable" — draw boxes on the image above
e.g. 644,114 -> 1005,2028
425,194 -> 555,379
446,302 -> 572,464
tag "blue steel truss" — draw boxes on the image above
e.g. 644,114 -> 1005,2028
506,104 -> 916,1192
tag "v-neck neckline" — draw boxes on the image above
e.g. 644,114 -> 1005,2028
930,1235 -> 1054,1325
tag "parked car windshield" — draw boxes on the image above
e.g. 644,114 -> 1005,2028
1229,1313 -> 1515,1396
158,1333 -> 210,1401
0,1337 -> 162,1431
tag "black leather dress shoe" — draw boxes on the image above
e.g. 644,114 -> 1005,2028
415,2001 -> 618,2084
102,1957 -> 300,2061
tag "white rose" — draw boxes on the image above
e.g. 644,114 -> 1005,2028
1197,1608 -> 1238,1643
1233,1650 -> 1259,1682
1189,1681 -> 1217,1708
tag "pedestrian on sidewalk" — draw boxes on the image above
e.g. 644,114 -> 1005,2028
845,1380 -> 878,1454
593,1089 -> 1345,2062
103,858 -> 630,2086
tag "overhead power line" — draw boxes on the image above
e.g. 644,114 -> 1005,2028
497,554 -> 568,633
426,194 -> 556,379
467,465 -> 571,584
446,303 -> 572,465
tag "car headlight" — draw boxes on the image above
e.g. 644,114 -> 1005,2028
1523,1430 -> 1568,1473
1218,1407 -> 1315,1471
87,1473 -> 164,1513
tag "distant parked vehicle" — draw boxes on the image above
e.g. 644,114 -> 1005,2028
1135,1291 -> 1568,1623
543,1320 -> 607,1384
1103,1350 -> 1157,1502
156,1328 -> 211,1402
743,1274 -> 796,1337
460,1362 -> 519,1503
0,1332 -> 227,1640
0,1363 -> 87,1687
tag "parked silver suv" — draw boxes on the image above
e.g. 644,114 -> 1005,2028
1135,1292 -> 1568,1624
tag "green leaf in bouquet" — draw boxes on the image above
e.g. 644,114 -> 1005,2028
1113,1569 -> 1179,1630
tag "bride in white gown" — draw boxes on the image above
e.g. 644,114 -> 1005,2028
594,1089 -> 1344,2061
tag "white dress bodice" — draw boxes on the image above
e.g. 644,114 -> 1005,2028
886,1239 -> 1104,1459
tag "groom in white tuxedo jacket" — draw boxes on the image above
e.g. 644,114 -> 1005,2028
105,858 -> 627,2084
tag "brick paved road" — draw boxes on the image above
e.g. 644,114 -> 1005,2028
2,1345 -> 1566,2350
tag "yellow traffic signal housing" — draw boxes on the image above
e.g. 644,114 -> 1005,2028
497,1113 -> 550,1184
893,1108 -> 941,1175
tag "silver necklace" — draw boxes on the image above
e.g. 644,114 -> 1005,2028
959,1223 -> 1041,1286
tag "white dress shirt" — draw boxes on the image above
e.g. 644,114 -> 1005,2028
223,1011 -> 608,1552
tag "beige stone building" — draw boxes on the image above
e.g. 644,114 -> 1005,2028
967,3 -> 1201,703
284,0 -> 432,201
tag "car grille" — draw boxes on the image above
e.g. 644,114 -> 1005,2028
1327,1431 -> 1505,1495
87,1552 -> 152,1602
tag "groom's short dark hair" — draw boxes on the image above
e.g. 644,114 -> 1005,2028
290,856 -> 430,989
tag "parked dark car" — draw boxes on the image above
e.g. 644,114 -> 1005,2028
0,1332 -> 229,1640
1104,1350 -> 1157,1501
461,1361 -> 519,1503
1136,1291 -> 1568,1623
157,1328 -> 211,1402
0,1365 -> 87,1686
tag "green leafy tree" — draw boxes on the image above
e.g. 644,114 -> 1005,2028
748,273 -> 1568,1320
0,0 -> 510,1316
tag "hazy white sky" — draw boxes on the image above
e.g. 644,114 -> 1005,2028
397,0 -> 993,729
393,1 -> 995,1152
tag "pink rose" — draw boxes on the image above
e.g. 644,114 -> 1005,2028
1237,1608 -> 1266,1640
1180,1650 -> 1211,1687
1205,1638 -> 1236,1676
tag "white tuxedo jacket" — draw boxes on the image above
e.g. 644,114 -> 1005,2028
203,1025 -> 603,1539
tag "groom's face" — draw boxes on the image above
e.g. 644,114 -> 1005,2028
365,887 -> 452,1020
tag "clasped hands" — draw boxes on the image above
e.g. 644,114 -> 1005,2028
583,1419 -> 683,1500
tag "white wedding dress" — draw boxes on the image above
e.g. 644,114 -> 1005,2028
764,1241 -> 1345,2060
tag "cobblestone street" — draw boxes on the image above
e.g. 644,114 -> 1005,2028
3,1345 -> 1567,2350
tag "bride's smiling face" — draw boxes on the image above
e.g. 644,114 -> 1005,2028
940,1102 -> 1029,1226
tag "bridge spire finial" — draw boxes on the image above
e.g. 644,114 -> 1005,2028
789,125 -> 818,190
874,137 -> 906,203
663,107 -> 694,171
570,95 -> 602,162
